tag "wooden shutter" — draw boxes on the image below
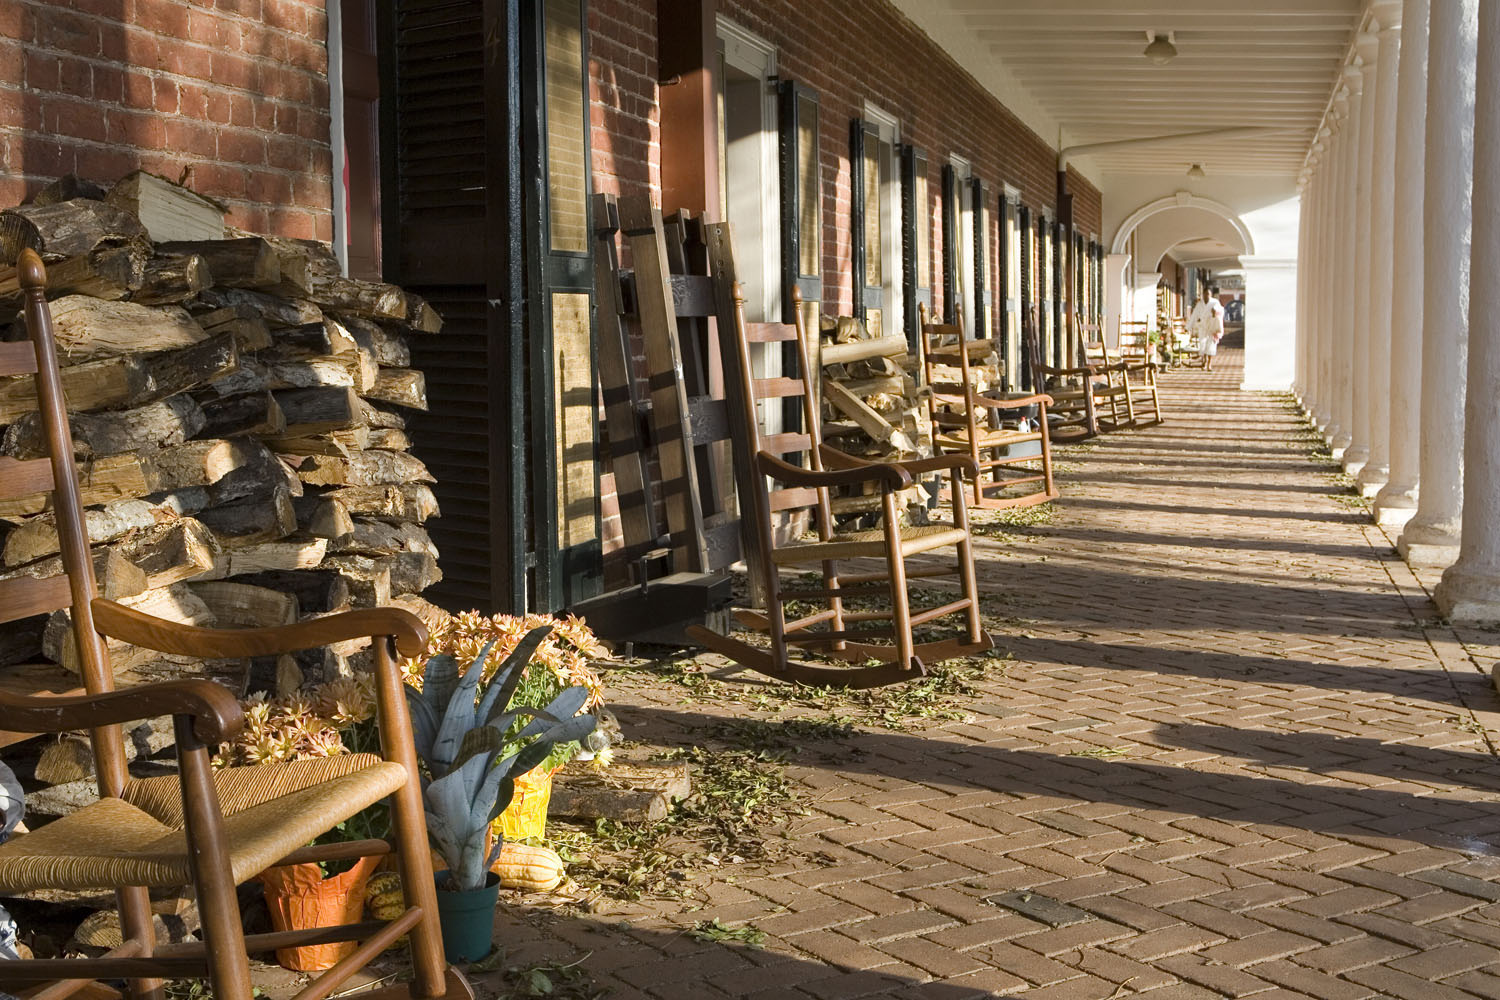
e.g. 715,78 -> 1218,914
900,145 -> 930,349
778,81 -> 821,329
849,119 -> 884,336
970,177 -> 987,339
941,164 -> 957,324
1018,203 -> 1033,390
381,0 -> 596,615
998,193 -> 1015,387
1052,218 -> 1065,365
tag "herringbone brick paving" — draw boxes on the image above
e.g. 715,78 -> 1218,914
492,349 -> 1500,998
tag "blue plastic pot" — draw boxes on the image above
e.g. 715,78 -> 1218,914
433,871 -> 501,963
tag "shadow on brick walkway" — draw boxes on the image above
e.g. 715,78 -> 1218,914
487,349 -> 1500,1000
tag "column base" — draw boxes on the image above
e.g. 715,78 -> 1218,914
1342,446 -> 1369,477
1399,519 -> 1462,569
1435,566 -> 1500,624
1372,483 -> 1419,529
1355,462 -> 1388,498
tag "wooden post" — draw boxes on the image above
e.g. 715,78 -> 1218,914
658,0 -> 721,217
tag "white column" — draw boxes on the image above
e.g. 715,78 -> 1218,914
1345,32 -> 1381,475
1131,272 -> 1161,329
1332,66 -> 1364,457
1400,0 -> 1478,569
1316,101 -> 1348,437
1103,253 -> 1131,347
1295,174 -> 1312,402
1436,1 -> 1500,621
1374,0 -> 1429,527
1358,12 -> 1401,497
1241,257 -> 1297,391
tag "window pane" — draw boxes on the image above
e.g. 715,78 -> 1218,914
864,135 -> 880,286
915,167 -> 930,287
553,292 -> 596,548
544,0 -> 587,253
797,95 -> 820,277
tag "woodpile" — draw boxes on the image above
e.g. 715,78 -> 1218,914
816,315 -> 932,518
0,172 -> 447,740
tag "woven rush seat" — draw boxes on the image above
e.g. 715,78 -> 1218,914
772,524 -> 969,565
0,755 -> 405,893
936,426 -> 1041,450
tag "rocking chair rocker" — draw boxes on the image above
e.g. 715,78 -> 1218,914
0,250 -> 470,1000
683,223 -> 993,689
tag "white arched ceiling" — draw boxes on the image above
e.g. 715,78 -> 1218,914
1133,208 -> 1251,272
1110,194 -> 1256,258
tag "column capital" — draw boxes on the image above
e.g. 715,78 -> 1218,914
1372,0 -> 1403,29
1354,32 -> 1380,60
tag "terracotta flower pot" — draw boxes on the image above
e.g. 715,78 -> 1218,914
493,764 -> 557,842
258,854 -> 381,971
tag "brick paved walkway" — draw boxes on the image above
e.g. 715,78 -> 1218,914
493,348 -> 1500,1000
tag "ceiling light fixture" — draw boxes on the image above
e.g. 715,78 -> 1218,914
1144,31 -> 1177,66
1187,163 -> 1206,179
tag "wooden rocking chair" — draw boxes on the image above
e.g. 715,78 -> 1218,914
683,225 -> 993,688
1115,321 -> 1166,425
917,304 -> 1057,510
1022,308 -> 1122,441
0,251 -> 470,1000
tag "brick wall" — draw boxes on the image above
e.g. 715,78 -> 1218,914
1,0 -> 333,239
587,0 -> 1104,321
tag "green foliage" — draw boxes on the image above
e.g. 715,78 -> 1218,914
688,918 -> 765,948
492,956 -> 606,999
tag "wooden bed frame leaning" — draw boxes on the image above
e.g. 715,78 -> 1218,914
0,249 -> 472,1000
684,221 -> 994,689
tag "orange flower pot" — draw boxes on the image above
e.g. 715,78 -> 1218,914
258,854 -> 381,971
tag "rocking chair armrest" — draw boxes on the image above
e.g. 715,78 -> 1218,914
91,599 -> 430,660
887,455 -> 981,478
0,679 -> 244,744
967,392 -> 1055,411
1038,362 -> 1101,377
762,449 -> 911,490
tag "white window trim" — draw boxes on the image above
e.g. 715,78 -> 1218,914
949,155 -> 973,335
862,102 -> 901,340
715,17 -> 780,324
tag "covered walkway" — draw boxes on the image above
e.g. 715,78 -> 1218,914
496,355 -> 1500,1000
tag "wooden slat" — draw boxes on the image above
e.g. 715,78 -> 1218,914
0,574 -> 73,624
768,486 -> 819,513
0,662 -> 87,750
0,341 -> 37,377
0,455 -> 54,501
752,377 -> 805,400
761,432 -> 812,456
743,321 -> 798,343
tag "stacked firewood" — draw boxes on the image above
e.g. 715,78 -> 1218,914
816,316 -> 932,518
0,172 -> 445,714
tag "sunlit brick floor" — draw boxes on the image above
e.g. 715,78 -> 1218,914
485,348 -> 1500,999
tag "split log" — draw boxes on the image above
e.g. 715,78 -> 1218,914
196,485 -> 296,548
0,615 -> 48,668
199,357 -> 267,400
2,489 -> 208,565
324,483 -> 439,523
193,305 -> 271,352
155,238 -> 279,289
44,583 -> 215,675
0,549 -> 148,602
1,198 -> 149,258
272,386 -> 363,435
331,519 -> 436,558
0,437 -> 257,517
27,174 -> 109,207
234,570 -> 349,614
210,536 -> 328,578
198,287 -> 322,328
295,273 -> 405,322
339,315 -> 410,366
106,171 -> 226,243
321,553 -> 392,608
403,294 -> 443,333
367,428 -> 411,451
360,401 -> 406,431
548,759 -> 691,824
197,391 -> 286,438
368,369 -> 427,411
48,297 -> 206,359
3,394 -> 205,460
822,378 -> 916,452
35,717 -> 176,785
272,319 -> 356,358
265,427 -> 369,458
819,335 -> 910,367
295,450 -> 434,488
0,243 -> 148,304
205,441 -> 302,505
132,253 -> 213,305
390,593 -> 447,631
186,580 -> 298,628
292,494 -> 355,539
391,551 -> 441,595
265,354 -> 375,394
114,518 -> 220,588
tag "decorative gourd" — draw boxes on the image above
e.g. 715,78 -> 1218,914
365,871 -> 406,921
491,843 -> 565,892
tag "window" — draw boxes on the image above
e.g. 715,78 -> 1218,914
944,155 -> 973,333
850,106 -> 900,340
716,20 -> 779,323
1001,189 -> 1021,388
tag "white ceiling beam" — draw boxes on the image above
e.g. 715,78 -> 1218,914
948,0 -> 1358,15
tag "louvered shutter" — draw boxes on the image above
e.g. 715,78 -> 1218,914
900,145 -> 930,350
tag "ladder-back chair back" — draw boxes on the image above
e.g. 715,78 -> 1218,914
0,250 -> 469,1000
1114,320 -> 1166,425
682,222 -> 993,688
918,304 -> 1057,510
1077,319 -> 1135,430
1022,306 -> 1113,440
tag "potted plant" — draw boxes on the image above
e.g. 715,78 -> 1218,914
400,612 -> 605,842
406,625 -> 597,962
220,678 -> 387,971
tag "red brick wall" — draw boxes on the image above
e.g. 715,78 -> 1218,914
1,0 -> 333,239
587,0 -> 1105,320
